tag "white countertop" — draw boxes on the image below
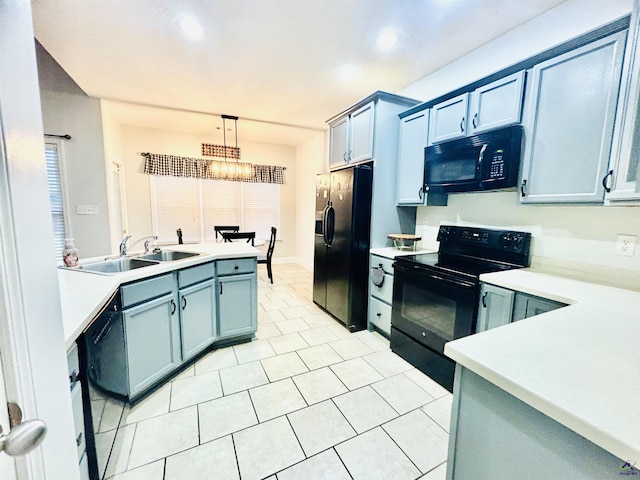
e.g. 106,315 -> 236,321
444,268 -> 640,463
59,242 -> 260,350
370,246 -> 438,259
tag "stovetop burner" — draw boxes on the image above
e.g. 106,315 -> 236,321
395,225 -> 531,278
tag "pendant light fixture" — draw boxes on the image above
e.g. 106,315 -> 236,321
202,114 -> 252,181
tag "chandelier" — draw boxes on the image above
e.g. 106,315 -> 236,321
202,115 -> 252,181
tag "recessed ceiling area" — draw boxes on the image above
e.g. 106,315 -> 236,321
33,0 -> 577,145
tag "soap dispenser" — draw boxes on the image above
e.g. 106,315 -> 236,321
62,238 -> 79,267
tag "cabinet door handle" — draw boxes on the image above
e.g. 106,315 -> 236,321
520,179 -> 527,198
459,117 -> 465,133
472,113 -> 478,129
482,292 -> 488,308
376,312 -> 381,317
418,186 -> 423,200
602,169 -> 614,193
343,152 -> 347,162
170,299 -> 176,315
219,281 -> 223,295
182,296 -> 187,310
347,150 -> 352,162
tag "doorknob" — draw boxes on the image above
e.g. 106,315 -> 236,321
0,419 -> 47,457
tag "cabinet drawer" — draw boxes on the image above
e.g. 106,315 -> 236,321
370,255 -> 394,275
178,262 -> 214,288
217,258 -> 256,276
121,273 -> 175,308
369,271 -> 393,304
368,296 -> 392,336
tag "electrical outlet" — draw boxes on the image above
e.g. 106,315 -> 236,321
615,234 -> 637,257
76,204 -> 98,215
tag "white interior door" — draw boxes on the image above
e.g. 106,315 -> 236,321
0,352 -> 17,480
0,1 -> 79,478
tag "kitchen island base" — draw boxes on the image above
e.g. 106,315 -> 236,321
447,366 -> 626,479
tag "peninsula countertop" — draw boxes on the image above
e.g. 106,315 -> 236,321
444,268 -> 640,463
59,242 -> 260,350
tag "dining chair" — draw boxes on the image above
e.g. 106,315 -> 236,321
214,225 -> 239,241
222,231 -> 255,246
258,227 -> 277,284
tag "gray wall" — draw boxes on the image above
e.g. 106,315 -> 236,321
36,41 -> 111,258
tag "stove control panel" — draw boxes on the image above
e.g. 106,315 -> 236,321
499,232 -> 527,250
437,226 -> 531,257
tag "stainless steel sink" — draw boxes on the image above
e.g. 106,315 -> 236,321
77,257 -> 160,273
137,251 -> 202,262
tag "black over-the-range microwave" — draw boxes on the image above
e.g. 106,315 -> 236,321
424,125 -> 523,194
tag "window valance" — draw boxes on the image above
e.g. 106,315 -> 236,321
142,152 -> 285,184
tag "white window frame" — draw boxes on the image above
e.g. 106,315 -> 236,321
44,139 -> 72,262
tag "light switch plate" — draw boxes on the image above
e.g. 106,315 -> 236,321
615,234 -> 636,257
76,204 -> 98,215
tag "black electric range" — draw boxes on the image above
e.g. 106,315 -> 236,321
390,225 -> 531,391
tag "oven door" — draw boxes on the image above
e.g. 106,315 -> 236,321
391,263 -> 478,354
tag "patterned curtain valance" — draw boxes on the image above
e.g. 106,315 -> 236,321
142,152 -> 285,184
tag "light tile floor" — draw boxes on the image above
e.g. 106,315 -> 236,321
94,263 -> 452,480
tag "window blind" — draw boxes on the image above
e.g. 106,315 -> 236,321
152,175 -> 202,244
152,176 -> 280,244
44,141 -> 67,261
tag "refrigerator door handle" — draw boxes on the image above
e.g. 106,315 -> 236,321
322,206 -> 330,246
326,205 -> 336,246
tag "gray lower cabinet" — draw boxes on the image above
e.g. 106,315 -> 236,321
367,254 -> 394,336
476,283 -> 566,333
217,258 -> 257,339
123,291 -> 181,398
88,259 -> 257,402
512,292 -> 566,322
475,284 -> 515,333
520,31 -> 625,203
179,279 -> 217,361
447,366 -> 623,480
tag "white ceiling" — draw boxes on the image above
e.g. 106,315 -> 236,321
32,0 -> 570,146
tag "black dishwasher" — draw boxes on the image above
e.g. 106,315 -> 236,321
84,292 -> 128,398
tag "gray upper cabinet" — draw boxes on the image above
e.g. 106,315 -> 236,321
350,102 -> 375,163
520,31 -> 626,204
326,91 -> 420,247
329,102 -> 374,168
469,71 -> 525,135
607,5 -> 640,203
329,115 -> 350,168
476,284 -> 515,333
396,110 -> 429,205
429,93 -> 469,144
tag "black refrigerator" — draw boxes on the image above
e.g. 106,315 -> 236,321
313,164 -> 373,331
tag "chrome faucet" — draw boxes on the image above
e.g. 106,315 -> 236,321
119,235 -> 158,256
119,235 -> 132,256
